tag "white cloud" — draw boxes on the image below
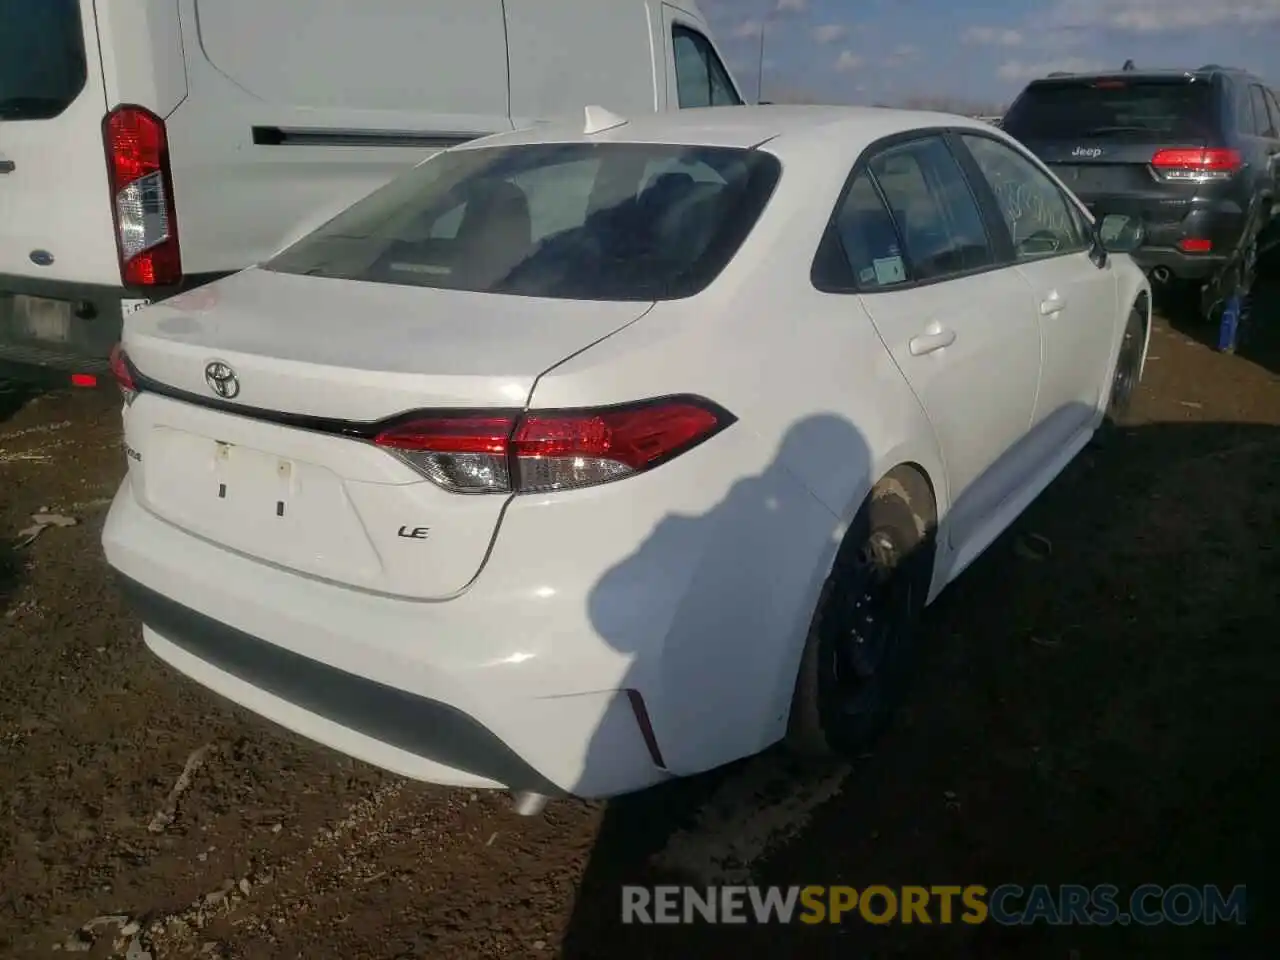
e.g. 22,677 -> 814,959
834,50 -> 864,72
812,23 -> 848,44
732,19 -> 765,39
1050,0 -> 1280,32
776,0 -> 808,10
962,26 -> 1024,46
882,43 -> 921,67
996,57 -> 1105,82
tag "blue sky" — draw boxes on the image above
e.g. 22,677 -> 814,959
697,0 -> 1280,109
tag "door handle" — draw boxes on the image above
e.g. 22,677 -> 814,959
1040,292 -> 1066,316
908,326 -> 956,356
0,159 -> 14,175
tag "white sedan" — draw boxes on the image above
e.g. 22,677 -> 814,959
101,105 -> 1150,809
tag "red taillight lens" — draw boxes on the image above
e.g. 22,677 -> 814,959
373,397 -> 733,494
109,343 -> 138,403
104,105 -> 181,287
1151,148 -> 1241,182
1178,237 -> 1213,253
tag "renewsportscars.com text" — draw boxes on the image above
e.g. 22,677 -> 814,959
622,884 -> 1248,926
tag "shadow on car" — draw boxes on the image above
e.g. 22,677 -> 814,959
560,415 -> 1279,958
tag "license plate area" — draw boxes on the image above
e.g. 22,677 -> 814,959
3,294 -> 72,343
143,427 -> 382,582
1051,163 -> 1150,195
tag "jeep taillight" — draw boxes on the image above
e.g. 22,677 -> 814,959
1151,147 -> 1242,182
104,105 -> 182,287
373,397 -> 736,494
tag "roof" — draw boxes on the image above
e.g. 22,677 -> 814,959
455,104 -> 997,153
1030,64 -> 1253,85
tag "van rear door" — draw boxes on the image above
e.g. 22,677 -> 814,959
0,0 -> 117,286
164,0 -> 514,276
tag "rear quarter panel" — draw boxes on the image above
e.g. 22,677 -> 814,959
524,144 -> 947,769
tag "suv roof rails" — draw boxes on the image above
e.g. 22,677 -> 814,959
1046,71 -> 1073,78
1198,64 -> 1224,72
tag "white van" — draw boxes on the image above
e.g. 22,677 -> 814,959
0,0 -> 742,384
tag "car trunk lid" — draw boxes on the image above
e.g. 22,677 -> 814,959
120,267 -> 653,599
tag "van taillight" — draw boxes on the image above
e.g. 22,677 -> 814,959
104,106 -> 181,287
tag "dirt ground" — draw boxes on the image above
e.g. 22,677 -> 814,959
0,290 -> 1277,959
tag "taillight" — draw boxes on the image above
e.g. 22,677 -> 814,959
109,343 -> 138,404
1151,147 -> 1242,182
373,396 -> 734,494
104,105 -> 181,287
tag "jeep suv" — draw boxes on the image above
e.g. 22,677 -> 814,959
1002,64 -> 1280,320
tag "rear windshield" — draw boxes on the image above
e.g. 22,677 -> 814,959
264,142 -> 781,301
1003,79 -> 1218,141
0,0 -> 88,120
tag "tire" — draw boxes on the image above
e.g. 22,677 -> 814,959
786,478 -> 934,760
1103,305 -> 1145,430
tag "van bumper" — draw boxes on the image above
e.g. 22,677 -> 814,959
0,272 -> 227,385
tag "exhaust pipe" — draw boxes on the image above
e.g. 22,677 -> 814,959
512,791 -> 550,816
1151,266 -> 1172,284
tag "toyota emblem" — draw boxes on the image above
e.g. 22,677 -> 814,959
204,361 -> 240,399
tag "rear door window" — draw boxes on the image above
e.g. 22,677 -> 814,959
672,26 -> 741,108
831,171 -> 908,289
1003,80 -> 1218,141
866,137 -> 994,282
1250,85 -> 1277,137
1266,89 -> 1280,135
1235,85 -> 1257,135
0,0 -> 88,120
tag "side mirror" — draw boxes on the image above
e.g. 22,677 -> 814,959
1097,213 -> 1144,254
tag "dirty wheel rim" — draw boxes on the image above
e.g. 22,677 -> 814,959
830,527 -> 910,716
1110,322 -> 1141,414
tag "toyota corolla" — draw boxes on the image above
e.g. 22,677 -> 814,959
101,105 -> 1150,810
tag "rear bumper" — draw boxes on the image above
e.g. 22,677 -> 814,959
101,408 -> 835,797
1129,247 -> 1228,282
1081,197 -> 1248,283
103,483 -> 668,797
0,272 -> 227,381
116,575 -> 566,795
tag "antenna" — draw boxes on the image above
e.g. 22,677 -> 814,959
1122,59 -> 1136,71
756,15 -> 766,102
583,105 -> 627,135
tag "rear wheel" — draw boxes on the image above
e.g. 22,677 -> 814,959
1105,306 -> 1145,427
786,478 -> 934,759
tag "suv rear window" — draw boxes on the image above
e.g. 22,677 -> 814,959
265,142 -> 781,301
0,0 -> 88,120
1003,79 -> 1218,141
